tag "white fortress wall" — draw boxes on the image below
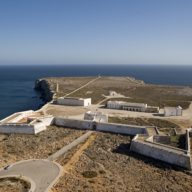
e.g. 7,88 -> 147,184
97,122 -> 147,135
54,117 -> 147,135
130,136 -> 191,170
96,115 -> 108,123
54,117 -> 93,130
33,122 -> 47,134
0,124 -> 35,134
0,121 -> 48,135
10,110 -> 34,123
0,113 -> 20,123
0,110 -> 34,123
37,116 -> 54,126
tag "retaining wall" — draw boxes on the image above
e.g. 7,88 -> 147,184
153,135 -> 171,145
36,116 -> 54,126
0,124 -> 36,134
130,136 -> 191,170
54,118 -> 92,130
0,121 -> 47,135
97,122 -> 146,135
54,117 -> 147,135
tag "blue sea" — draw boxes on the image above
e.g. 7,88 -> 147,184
0,64 -> 192,120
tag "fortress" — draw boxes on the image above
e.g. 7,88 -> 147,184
0,108 -> 191,170
0,76 -> 192,192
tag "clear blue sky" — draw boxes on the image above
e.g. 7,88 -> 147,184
0,0 -> 192,65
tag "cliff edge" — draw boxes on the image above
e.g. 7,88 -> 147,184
35,79 -> 55,102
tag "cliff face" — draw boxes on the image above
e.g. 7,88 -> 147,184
35,79 -> 55,102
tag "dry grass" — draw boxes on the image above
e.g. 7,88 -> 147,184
53,132 -> 192,192
0,126 -> 85,168
0,177 -> 30,192
109,117 -> 180,128
47,76 -> 192,108
46,77 -> 96,97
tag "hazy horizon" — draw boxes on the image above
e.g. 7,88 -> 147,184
0,0 -> 192,65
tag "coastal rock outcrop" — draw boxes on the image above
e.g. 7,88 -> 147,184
35,79 -> 55,102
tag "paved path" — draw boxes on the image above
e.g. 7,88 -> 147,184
0,131 -> 93,192
48,131 -> 93,161
0,159 -> 62,192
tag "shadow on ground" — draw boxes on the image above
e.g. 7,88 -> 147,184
112,143 -> 188,173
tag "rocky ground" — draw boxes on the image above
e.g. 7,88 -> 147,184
0,178 -> 30,192
53,132 -> 192,192
0,126 -> 85,168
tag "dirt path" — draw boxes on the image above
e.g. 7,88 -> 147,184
64,76 -> 101,98
63,134 -> 96,173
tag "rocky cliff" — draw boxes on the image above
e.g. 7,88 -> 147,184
34,79 -> 55,102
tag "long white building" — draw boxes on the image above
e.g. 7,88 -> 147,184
57,97 -> 91,107
107,101 -> 147,112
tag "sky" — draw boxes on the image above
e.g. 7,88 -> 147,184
0,0 -> 192,65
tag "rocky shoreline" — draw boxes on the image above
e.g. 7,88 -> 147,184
34,79 -> 55,102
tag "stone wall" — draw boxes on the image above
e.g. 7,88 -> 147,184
0,122 -> 47,134
54,117 -> 147,135
97,122 -> 147,135
0,124 -> 36,134
54,117 -> 93,130
0,113 -> 53,135
153,135 -> 171,145
130,135 -> 191,170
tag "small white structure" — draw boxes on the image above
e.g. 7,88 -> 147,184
107,101 -> 147,112
164,106 -> 182,117
57,97 -> 91,107
109,91 -> 118,97
84,111 -> 108,123
0,110 -> 53,134
108,91 -> 124,97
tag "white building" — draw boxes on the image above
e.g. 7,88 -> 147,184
57,97 -> 91,107
0,110 -> 53,134
84,111 -> 108,123
109,91 -> 117,96
164,106 -> 182,117
107,101 -> 147,112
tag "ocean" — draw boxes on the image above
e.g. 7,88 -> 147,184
0,64 -> 192,120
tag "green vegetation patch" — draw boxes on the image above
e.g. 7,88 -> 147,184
170,134 -> 186,149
